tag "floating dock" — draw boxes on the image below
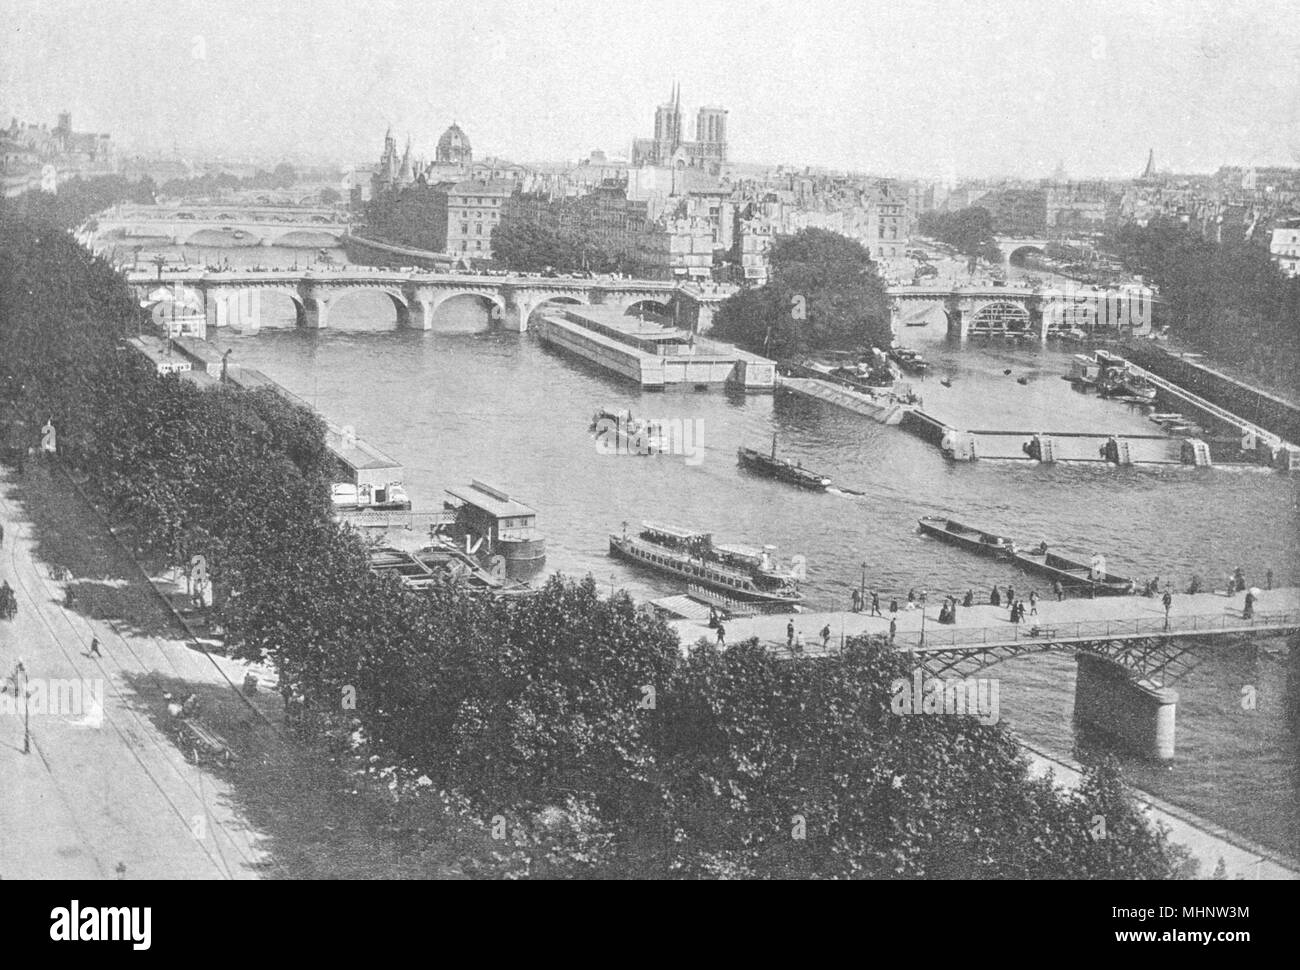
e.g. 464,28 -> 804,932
776,375 -> 910,423
537,305 -> 774,391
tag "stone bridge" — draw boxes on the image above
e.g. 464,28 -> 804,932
887,281 -> 1158,341
128,268 -> 736,333
92,203 -> 349,248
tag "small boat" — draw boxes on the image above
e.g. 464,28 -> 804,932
331,481 -> 411,512
940,377 -> 953,388
918,517 -> 1016,559
737,434 -> 832,491
590,407 -> 666,456
609,522 -> 804,605
1016,376 -> 1029,385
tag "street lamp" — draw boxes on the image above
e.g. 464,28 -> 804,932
6,659 -> 31,754
859,561 -> 867,602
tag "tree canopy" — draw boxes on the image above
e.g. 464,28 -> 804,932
710,228 -> 891,357
919,206 -> 1003,264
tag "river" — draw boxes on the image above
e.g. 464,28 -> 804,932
132,237 -> 1300,859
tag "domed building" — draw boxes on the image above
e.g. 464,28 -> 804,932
436,123 -> 472,167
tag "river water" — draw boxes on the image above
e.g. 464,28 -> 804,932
139,239 -> 1300,859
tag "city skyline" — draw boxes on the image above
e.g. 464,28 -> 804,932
1,0 -> 1298,177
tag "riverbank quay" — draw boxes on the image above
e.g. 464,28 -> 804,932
1019,741 -> 1299,880
0,460 -> 490,879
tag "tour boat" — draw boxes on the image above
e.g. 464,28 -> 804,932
331,481 -> 411,512
737,434 -> 831,490
608,522 -> 805,605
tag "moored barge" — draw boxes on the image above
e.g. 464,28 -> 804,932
917,516 -> 1016,560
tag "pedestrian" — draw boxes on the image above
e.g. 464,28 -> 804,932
1234,567 -> 1247,593
1007,586 -> 1015,607
990,586 -> 1001,607
889,617 -> 897,645
1162,589 -> 1173,630
1029,591 -> 1038,616
851,588 -> 861,613
907,588 -> 916,609
64,586 -> 75,609
787,619 -> 795,649
1243,590 -> 1255,620
1053,578 -> 1063,602
708,606 -> 719,628
716,622 -> 726,646
1266,569 -> 1273,591
1010,601 -> 1020,624
890,597 -> 899,616
821,623 -> 831,649
89,637 -> 102,658
871,591 -> 881,617
794,630 -> 805,654
962,589 -> 973,608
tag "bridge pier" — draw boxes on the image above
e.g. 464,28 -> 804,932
205,290 -> 264,330
944,295 -> 967,341
301,298 -> 329,329
404,296 -> 434,330
1074,651 -> 1178,760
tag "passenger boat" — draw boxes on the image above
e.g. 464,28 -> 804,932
917,516 -> 1016,560
608,522 -> 805,605
737,434 -> 831,490
590,407 -> 666,456
331,481 -> 411,512
1097,368 -> 1157,402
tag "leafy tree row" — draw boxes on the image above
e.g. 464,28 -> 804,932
0,201 -> 1199,878
918,206 -> 1003,265
710,228 -> 892,357
1107,218 -> 1300,388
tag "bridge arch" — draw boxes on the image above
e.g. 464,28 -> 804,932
526,294 -> 587,328
1008,245 -> 1045,267
428,291 -> 506,333
184,228 -> 262,248
270,228 -> 344,248
968,300 -> 1031,335
322,287 -> 411,331
624,298 -> 673,320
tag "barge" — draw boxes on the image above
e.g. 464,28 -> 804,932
609,522 -> 805,605
918,516 -> 1136,595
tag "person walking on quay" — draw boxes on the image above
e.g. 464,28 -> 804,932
1029,591 -> 1038,616
889,616 -> 897,645
1162,589 -> 1173,631
990,586 -> 1001,607
820,623 -> 831,650
786,619 -> 795,650
890,596 -> 899,616
1007,586 -> 1015,608
851,588 -> 862,613
89,637 -> 102,659
962,589 -> 973,608
1052,578 -> 1063,602
1233,567 -> 1247,593
871,591 -> 882,617
715,622 -> 726,647
1243,589 -> 1255,620
907,588 -> 917,610
1266,569 -> 1273,591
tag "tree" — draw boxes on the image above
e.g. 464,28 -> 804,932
710,228 -> 890,356
920,206 -> 1002,265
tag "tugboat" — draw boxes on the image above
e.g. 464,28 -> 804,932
737,434 -> 832,491
609,522 -> 805,605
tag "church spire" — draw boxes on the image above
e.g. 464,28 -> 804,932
1141,147 -> 1156,179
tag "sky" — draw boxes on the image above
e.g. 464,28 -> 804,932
2,0 -> 1299,178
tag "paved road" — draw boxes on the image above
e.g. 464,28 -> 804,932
0,469 -> 267,879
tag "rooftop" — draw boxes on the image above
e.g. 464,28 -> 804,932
446,481 -> 537,519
